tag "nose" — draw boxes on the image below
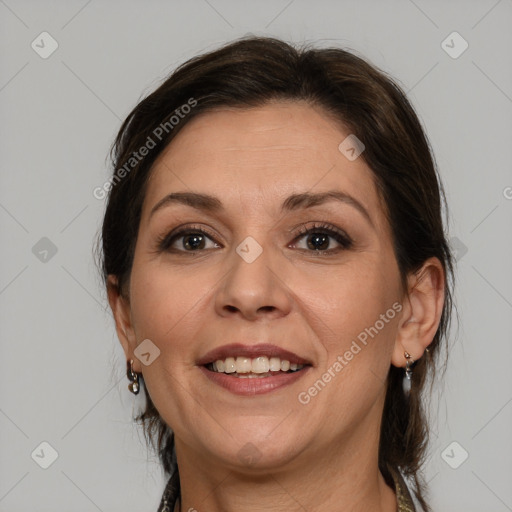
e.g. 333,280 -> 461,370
214,240 -> 292,321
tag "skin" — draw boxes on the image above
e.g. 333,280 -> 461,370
108,100 -> 445,512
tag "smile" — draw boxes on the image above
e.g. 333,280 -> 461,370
198,345 -> 312,395
207,355 -> 305,376
197,343 -> 312,395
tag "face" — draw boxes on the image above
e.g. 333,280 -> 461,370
118,101 -> 404,471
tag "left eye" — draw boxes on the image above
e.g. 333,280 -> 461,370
290,224 -> 352,252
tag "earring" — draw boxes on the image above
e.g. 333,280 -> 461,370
402,351 -> 414,398
127,359 -> 140,395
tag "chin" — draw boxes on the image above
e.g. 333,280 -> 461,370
224,444 -> 303,475
210,428 -> 307,473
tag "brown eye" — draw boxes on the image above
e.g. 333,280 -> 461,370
181,233 -> 207,251
157,226 -> 221,253
305,232 -> 330,251
291,223 -> 353,253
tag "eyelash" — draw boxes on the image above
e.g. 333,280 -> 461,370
156,222 -> 353,255
292,222 -> 353,253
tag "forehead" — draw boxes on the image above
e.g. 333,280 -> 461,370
142,101 -> 384,222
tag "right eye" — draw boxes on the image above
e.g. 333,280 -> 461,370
156,225 -> 222,254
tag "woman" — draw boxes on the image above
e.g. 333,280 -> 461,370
97,36 -> 454,512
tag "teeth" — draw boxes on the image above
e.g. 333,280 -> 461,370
236,357 -> 252,373
208,355 -> 305,375
269,357 -> 281,372
236,373 -> 271,379
224,357 -> 236,373
252,356 -> 269,374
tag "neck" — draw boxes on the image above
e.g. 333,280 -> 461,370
174,395 -> 397,512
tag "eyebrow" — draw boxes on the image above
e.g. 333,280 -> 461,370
149,190 -> 373,227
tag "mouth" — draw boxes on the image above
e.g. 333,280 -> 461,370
204,356 -> 308,378
197,343 -> 312,395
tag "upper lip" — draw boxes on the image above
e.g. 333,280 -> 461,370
197,343 -> 312,366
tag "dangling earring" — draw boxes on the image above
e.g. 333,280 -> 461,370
127,359 -> 140,395
402,351 -> 414,398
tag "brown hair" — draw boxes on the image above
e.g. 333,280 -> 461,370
95,35 -> 455,511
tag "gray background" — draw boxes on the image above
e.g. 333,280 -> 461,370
1,0 -> 511,511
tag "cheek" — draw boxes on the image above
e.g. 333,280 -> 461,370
128,261 -> 206,356
289,260 -> 400,407
292,260 -> 398,340
127,262 -> 210,425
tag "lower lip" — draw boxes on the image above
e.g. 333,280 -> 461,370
199,366 -> 311,396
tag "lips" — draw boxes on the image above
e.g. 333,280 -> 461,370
196,343 -> 313,395
196,343 -> 312,366
199,364 -> 311,395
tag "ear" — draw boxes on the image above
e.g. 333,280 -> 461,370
391,257 -> 445,368
106,275 -> 141,373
